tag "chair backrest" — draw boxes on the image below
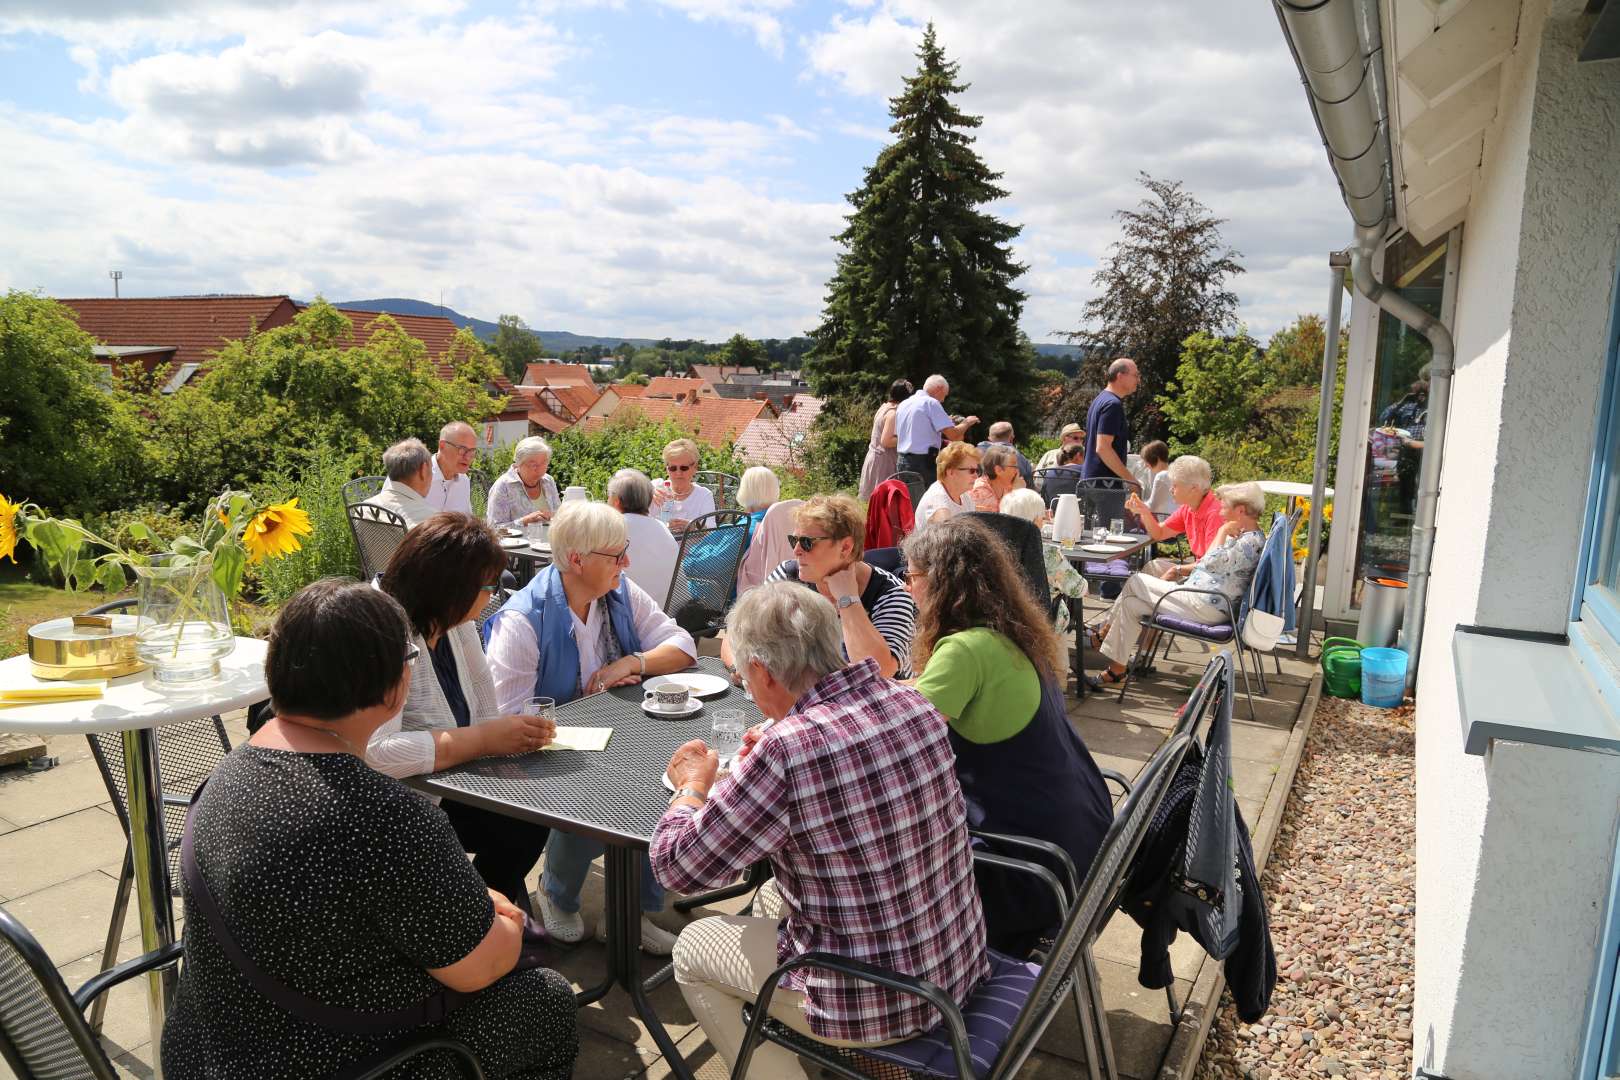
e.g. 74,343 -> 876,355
862,547 -> 906,577
0,908 -> 118,1080
347,504 -> 409,581
735,500 -> 802,595
693,470 -> 739,510
963,512 -> 1048,607
893,470 -> 927,512
1074,477 -> 1133,530
664,510 -> 752,635
1033,467 -> 1081,503
342,475 -> 385,507
466,460 -> 496,518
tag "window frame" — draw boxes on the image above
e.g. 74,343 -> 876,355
1573,256 -> 1620,649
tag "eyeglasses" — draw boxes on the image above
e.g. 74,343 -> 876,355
788,534 -> 832,552
905,570 -> 927,583
404,642 -> 421,663
950,466 -> 978,475
587,544 -> 631,564
666,463 -> 694,473
442,441 -> 478,455
478,584 -> 499,593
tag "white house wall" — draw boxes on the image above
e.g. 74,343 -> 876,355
1413,0 -> 1620,1074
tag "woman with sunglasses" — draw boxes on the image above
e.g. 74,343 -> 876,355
368,512 -> 557,916
912,440 -> 981,532
651,437 -> 715,532
485,500 -> 697,955
722,494 -> 915,679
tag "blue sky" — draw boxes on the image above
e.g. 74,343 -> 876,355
0,1 -> 1348,342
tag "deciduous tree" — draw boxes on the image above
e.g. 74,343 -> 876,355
492,314 -> 542,383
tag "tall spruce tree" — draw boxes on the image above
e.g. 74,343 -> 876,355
804,25 -> 1035,435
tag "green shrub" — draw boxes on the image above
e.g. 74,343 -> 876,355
544,415 -> 738,497
249,444 -> 364,606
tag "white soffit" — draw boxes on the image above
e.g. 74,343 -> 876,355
1386,0 -> 1524,243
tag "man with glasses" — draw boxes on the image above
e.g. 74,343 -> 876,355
427,420 -> 480,515
650,437 -> 715,532
895,374 -> 979,486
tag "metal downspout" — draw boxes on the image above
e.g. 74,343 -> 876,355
1349,224 -> 1456,689
1295,251 -> 1351,658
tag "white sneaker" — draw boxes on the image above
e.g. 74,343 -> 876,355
535,891 -> 584,944
595,914 -> 679,956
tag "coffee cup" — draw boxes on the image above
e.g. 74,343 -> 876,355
646,683 -> 691,710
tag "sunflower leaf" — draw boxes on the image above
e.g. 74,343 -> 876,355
95,559 -> 128,594
211,543 -> 246,600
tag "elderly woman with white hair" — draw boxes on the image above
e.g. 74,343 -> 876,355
1125,454 -> 1223,574
486,436 -> 560,529
1096,481 -> 1268,685
651,582 -> 990,1080
485,500 -> 697,954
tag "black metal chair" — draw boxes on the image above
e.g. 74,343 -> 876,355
0,908 -> 486,1080
893,470 -> 927,513
346,504 -> 408,581
663,510 -> 752,637
963,512 -> 1048,609
341,475 -> 385,507
1074,478 -> 1139,533
1033,467 -> 1082,503
730,686 -> 1210,1079
862,547 -> 906,577
694,470 -> 740,510
76,600 -> 232,1034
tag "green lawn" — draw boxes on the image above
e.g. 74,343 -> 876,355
0,565 -> 132,660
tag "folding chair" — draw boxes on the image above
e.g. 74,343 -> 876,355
346,503 -> 409,581
694,470 -> 740,510
341,475 -> 385,507
664,510 -> 752,637
0,909 -> 485,1080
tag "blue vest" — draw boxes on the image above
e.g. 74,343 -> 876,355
484,565 -> 642,703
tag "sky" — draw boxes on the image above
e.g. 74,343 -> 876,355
0,0 -> 1352,344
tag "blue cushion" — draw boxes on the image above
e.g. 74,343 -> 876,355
1152,614 -> 1232,640
1082,559 -> 1130,578
859,950 -> 1039,1078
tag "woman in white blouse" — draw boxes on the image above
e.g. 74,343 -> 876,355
912,440 -> 981,532
484,501 -> 698,955
368,511 -> 558,915
486,436 -> 561,529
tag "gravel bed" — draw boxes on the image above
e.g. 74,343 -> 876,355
1193,694 -> 1414,1080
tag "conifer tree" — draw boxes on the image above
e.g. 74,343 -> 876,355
804,24 -> 1036,434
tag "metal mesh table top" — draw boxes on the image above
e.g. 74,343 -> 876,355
410,657 -> 761,847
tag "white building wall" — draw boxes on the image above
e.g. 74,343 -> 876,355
1415,0 -> 1620,1074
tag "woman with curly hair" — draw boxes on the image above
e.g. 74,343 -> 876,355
902,517 -> 1113,957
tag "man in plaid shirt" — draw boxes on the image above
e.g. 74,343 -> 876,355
651,582 -> 989,1078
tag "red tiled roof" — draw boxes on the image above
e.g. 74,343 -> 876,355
735,395 -> 824,467
611,383 -> 648,397
689,363 -> 759,385
584,396 -> 769,450
58,296 -> 299,368
644,376 -> 713,400
522,362 -> 597,388
323,305 -> 461,359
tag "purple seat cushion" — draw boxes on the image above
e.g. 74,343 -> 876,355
1152,614 -> 1232,640
858,950 -> 1039,1078
1082,559 -> 1130,578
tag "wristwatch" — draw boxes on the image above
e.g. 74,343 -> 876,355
836,594 -> 860,611
634,651 -> 646,675
671,787 -> 708,804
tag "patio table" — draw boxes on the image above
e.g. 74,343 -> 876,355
0,640 -> 269,1078
502,539 -> 553,587
407,656 -> 762,1080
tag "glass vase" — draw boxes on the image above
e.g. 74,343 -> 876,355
135,557 -> 236,685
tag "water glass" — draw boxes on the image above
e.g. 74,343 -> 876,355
709,709 -> 746,764
523,697 -> 556,724
526,520 -> 548,544
1110,517 -> 1126,537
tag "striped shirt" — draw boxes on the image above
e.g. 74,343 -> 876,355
650,660 -> 990,1042
765,560 -> 916,678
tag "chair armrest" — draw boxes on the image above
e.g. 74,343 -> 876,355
747,952 -> 975,1079
1099,767 -> 1133,796
162,793 -> 195,810
73,941 -> 183,1011
968,828 -> 1079,902
1149,587 -> 1235,624
345,1034 -> 487,1080
972,851 -> 1071,932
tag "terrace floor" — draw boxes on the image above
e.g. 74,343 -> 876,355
0,632 -> 1322,1080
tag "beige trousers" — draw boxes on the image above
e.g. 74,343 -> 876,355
672,880 -> 908,1079
1100,571 -> 1226,665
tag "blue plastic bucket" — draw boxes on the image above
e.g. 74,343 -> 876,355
1359,647 -> 1408,707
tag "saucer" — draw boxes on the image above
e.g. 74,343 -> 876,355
642,698 -> 702,719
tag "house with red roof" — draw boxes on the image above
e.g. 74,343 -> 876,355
582,395 -> 771,452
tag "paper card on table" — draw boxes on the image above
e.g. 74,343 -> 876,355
545,726 -> 612,752
0,682 -> 106,705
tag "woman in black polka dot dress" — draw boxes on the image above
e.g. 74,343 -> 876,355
161,580 -> 577,1079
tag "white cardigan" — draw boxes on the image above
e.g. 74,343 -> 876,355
365,623 -> 501,779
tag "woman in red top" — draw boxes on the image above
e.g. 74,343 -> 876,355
1125,454 -> 1222,580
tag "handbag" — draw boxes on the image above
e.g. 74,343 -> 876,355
181,781 -> 552,1037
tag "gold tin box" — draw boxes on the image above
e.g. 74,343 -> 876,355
27,613 -> 145,681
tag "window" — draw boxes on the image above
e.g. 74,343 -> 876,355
1574,258 -> 1620,646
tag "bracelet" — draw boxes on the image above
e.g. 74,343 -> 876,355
671,786 -> 708,805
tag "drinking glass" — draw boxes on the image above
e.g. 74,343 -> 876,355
1110,517 -> 1126,537
709,709 -> 746,765
524,697 -> 556,725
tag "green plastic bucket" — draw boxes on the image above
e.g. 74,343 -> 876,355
1321,637 -> 1365,698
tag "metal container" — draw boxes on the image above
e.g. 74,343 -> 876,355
1355,577 -> 1409,650
26,613 -> 145,681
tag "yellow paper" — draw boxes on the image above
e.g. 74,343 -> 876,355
546,726 -> 612,752
0,682 -> 106,703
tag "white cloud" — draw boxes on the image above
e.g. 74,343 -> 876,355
652,0 -> 794,56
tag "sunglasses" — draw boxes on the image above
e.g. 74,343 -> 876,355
788,534 -> 832,551
404,642 -> 421,663
666,463 -> 694,473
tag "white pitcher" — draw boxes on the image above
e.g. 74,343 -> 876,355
562,486 -> 589,503
1052,493 -> 1084,544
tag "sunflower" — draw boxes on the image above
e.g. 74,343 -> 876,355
0,494 -> 19,564
242,498 -> 313,563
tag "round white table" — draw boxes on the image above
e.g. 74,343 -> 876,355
0,638 -> 268,1073
1255,480 -> 1334,500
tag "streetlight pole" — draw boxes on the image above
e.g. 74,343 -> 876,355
109,270 -> 123,298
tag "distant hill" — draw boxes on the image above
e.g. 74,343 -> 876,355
333,297 -> 1082,358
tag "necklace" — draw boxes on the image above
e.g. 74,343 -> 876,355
278,718 -> 364,757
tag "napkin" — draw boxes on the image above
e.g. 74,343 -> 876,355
0,682 -> 107,707
545,726 -> 612,752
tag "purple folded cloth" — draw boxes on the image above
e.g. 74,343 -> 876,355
1082,559 -> 1130,577
1153,614 -> 1232,639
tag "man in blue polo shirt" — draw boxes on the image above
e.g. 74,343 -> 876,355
1084,358 -> 1140,485
895,374 -> 978,485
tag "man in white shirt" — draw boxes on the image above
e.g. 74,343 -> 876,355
607,468 -> 679,607
363,438 -> 435,527
649,437 -> 716,532
895,374 -> 978,485
427,420 -> 478,515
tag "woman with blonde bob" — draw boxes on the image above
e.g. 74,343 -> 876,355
902,517 -> 1113,956
912,440 -> 980,531
1097,481 -> 1268,684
